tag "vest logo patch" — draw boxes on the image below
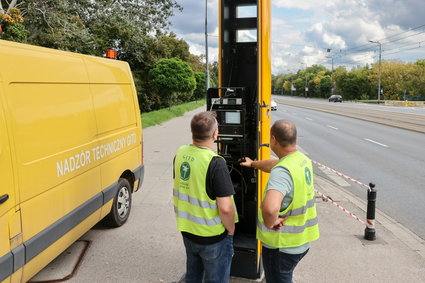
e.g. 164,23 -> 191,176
180,162 -> 191,181
305,167 -> 312,185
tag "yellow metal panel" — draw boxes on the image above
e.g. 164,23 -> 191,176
8,211 -> 22,250
0,210 -> 12,259
20,167 -> 100,242
100,199 -> 114,220
258,0 -> 272,201
99,146 -> 140,186
257,0 -> 272,269
84,57 -> 132,84
0,90 -> 17,270
0,91 -> 16,220
4,83 -> 98,202
0,38 -> 143,282
92,84 -> 137,134
0,40 -> 88,84
10,270 -> 22,283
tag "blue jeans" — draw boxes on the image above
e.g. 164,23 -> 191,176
262,246 -> 309,283
183,235 -> 234,283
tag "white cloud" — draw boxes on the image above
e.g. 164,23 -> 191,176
170,0 -> 425,74
274,0 -> 332,10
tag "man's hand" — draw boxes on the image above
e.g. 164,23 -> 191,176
271,216 -> 287,231
239,158 -> 278,173
239,157 -> 253,167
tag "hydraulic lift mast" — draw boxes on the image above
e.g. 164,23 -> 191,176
207,0 -> 271,279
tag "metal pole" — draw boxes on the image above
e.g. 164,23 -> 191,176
364,183 -> 377,241
205,0 -> 210,90
331,57 -> 334,96
369,40 -> 382,104
303,64 -> 307,97
327,49 -> 334,96
378,42 -> 381,104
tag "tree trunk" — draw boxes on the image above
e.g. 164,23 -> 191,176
1,0 -> 19,14
7,0 -> 19,12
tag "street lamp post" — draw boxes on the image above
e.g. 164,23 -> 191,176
369,40 -> 382,104
301,63 -> 308,97
205,0 -> 210,90
326,49 -> 334,96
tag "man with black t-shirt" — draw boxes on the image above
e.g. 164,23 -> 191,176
173,111 -> 237,283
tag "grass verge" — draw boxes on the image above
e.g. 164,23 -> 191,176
141,100 -> 206,129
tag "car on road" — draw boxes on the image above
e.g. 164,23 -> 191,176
329,94 -> 342,102
271,99 -> 277,111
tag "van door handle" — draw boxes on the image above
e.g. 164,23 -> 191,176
0,194 -> 9,204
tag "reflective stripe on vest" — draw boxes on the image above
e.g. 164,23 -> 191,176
257,216 -> 318,234
174,206 -> 222,226
174,145 -> 226,236
279,198 -> 316,218
173,189 -> 218,210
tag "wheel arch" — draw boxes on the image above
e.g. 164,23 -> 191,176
120,170 -> 135,192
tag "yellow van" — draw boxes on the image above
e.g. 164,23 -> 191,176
0,39 -> 144,282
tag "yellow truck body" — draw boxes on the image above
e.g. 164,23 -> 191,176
0,39 -> 144,282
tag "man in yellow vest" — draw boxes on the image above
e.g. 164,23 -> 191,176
173,111 -> 238,283
240,120 -> 319,283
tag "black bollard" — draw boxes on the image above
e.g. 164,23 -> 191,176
364,183 -> 377,240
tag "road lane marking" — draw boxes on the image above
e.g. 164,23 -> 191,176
364,138 -> 389,148
306,117 -> 313,121
327,125 -> 339,130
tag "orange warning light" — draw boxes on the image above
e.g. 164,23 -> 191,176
105,49 -> 117,59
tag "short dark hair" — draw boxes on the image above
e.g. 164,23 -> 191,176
191,111 -> 217,142
270,120 -> 297,147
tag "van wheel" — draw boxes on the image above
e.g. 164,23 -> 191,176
103,178 -> 132,227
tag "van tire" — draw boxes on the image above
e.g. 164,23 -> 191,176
103,178 -> 132,227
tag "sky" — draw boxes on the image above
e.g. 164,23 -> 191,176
169,0 -> 425,74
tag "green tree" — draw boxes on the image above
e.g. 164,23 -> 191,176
335,70 -> 371,100
319,75 -> 331,98
415,59 -> 425,68
193,72 -> 207,100
283,81 -> 291,94
0,7 -> 29,43
407,62 -> 425,96
209,61 -> 219,87
149,57 -> 196,107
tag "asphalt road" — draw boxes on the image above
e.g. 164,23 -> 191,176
271,98 -> 425,240
275,96 -> 425,133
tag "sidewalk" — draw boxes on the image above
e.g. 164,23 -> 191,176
30,106 -> 425,283
293,176 -> 425,282
144,107 -> 425,283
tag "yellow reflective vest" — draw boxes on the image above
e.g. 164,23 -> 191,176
173,145 -> 237,237
257,151 -> 319,248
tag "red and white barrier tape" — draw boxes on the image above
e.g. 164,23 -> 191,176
315,189 -> 366,225
312,160 -> 371,191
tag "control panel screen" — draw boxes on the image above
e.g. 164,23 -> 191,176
227,98 -> 237,105
225,111 -> 241,124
